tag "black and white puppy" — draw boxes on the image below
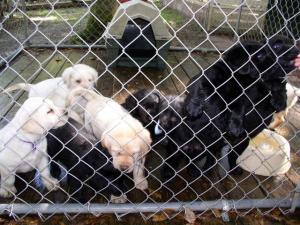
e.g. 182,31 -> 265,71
47,118 -> 128,203
156,95 -> 199,179
123,90 -> 227,179
122,89 -> 162,138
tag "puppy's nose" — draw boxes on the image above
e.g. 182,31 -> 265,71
120,165 -> 129,172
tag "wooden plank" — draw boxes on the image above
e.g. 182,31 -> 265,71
0,50 -> 72,127
26,0 -> 91,10
0,50 -> 52,125
165,54 -> 188,95
0,50 -> 41,88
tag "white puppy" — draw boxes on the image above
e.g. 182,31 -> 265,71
67,88 -> 152,191
0,97 -> 67,197
2,64 -> 98,108
269,83 -> 300,129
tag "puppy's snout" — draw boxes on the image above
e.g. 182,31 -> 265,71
120,165 -> 129,172
62,110 -> 68,116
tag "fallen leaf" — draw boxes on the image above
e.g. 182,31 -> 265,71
152,212 -> 168,222
184,207 -> 196,224
148,188 -> 162,200
211,208 -> 222,218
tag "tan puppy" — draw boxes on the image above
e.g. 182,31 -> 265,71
67,88 -> 152,191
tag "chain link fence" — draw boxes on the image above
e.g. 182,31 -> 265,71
0,0 -> 300,221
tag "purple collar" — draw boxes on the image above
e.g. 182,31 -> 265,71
15,136 -> 38,151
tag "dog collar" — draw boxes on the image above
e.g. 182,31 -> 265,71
154,120 -> 163,135
15,136 -> 38,151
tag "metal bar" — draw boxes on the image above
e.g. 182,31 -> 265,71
290,181 -> 300,213
0,47 -> 23,69
235,0 -> 245,35
24,45 -> 224,53
0,198 -> 298,215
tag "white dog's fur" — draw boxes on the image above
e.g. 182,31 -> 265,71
269,83 -> 300,129
2,64 -> 98,108
67,88 -> 152,191
0,97 -> 67,197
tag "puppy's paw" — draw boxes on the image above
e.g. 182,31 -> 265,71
0,186 -> 16,198
43,177 -> 60,191
135,179 -> 148,191
230,166 -> 243,175
110,194 -> 127,204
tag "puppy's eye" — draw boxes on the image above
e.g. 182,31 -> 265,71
256,53 -> 266,61
273,43 -> 282,50
47,109 -> 54,114
171,117 -> 177,122
88,79 -> 92,82
76,79 -> 81,83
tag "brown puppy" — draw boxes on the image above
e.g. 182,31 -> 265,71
67,88 -> 152,191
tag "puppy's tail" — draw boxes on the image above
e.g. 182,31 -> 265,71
1,83 -> 31,94
66,87 -> 99,106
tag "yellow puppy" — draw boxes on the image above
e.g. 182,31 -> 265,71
67,88 -> 152,191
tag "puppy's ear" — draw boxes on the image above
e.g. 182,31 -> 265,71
152,92 -> 161,104
89,67 -> 98,83
123,94 -> 137,111
61,67 -> 74,87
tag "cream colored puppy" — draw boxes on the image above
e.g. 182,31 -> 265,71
67,88 -> 152,191
2,64 -> 98,108
0,97 -> 67,197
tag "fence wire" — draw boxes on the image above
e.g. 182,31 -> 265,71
0,0 -> 300,221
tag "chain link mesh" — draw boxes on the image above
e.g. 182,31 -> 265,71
0,0 -> 300,221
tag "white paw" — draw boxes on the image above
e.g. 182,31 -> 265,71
0,186 -> 16,198
110,194 -> 127,204
43,177 -> 60,191
135,179 -> 148,191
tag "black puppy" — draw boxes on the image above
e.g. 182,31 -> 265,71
47,118 -> 128,203
157,94 -> 230,179
185,36 -> 299,174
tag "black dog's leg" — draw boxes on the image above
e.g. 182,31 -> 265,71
68,174 -> 87,203
162,142 -> 185,181
50,161 -> 62,179
201,150 -> 217,173
228,138 -> 250,175
186,153 -> 206,179
228,102 -> 246,138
